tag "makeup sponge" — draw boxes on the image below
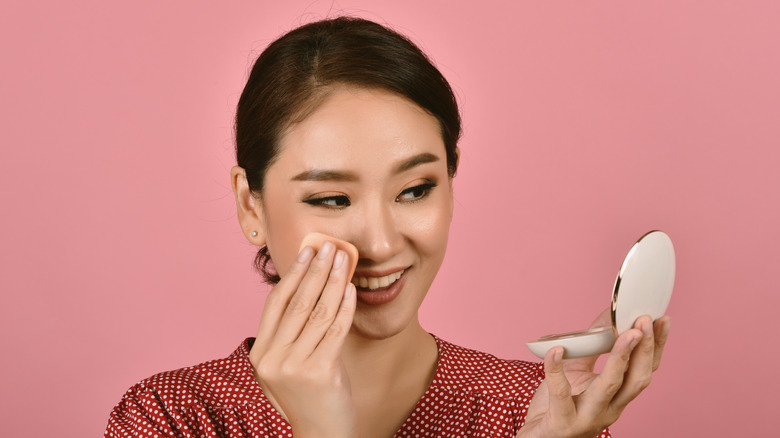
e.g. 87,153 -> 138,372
299,232 -> 359,280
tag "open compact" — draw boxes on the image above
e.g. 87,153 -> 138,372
526,230 -> 676,359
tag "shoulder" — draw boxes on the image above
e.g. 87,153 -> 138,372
434,337 -> 544,400
127,338 -> 263,408
104,339 -> 280,437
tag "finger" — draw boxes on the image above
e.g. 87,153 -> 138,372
565,308 -> 613,372
611,315 -> 655,407
253,245 -> 315,353
580,328 -> 641,416
543,346 -> 577,424
312,282 -> 356,362
651,315 -> 671,371
272,240 -> 338,347
290,249 -> 351,356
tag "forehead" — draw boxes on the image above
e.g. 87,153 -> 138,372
274,87 -> 445,173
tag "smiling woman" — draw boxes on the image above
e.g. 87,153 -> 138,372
237,87 -> 453,342
104,16 -> 669,438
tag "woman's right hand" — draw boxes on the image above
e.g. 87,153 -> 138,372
248,241 -> 358,438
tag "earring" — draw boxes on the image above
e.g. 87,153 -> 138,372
251,231 -> 258,237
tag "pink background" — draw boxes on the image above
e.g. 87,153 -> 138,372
1,1 -> 778,436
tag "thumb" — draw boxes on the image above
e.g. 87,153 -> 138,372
543,346 -> 576,422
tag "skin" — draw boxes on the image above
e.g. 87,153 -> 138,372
230,85 -> 671,438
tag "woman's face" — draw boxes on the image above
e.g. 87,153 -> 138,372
254,86 -> 454,340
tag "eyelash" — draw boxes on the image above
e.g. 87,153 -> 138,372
396,182 -> 437,203
302,182 -> 437,209
303,194 -> 351,208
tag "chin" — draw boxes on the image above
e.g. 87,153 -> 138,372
349,309 -> 418,341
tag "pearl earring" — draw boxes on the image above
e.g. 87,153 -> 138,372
251,231 -> 258,237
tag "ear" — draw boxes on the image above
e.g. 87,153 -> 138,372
230,165 -> 266,246
449,147 -> 460,217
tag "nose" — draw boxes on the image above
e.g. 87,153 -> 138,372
349,200 -> 404,264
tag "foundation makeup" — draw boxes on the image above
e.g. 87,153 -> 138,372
526,230 -> 676,359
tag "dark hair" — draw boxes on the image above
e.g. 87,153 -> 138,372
235,16 -> 461,283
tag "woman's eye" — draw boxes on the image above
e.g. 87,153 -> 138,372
303,195 -> 351,208
396,183 -> 437,202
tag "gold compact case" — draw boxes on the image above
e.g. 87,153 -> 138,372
526,230 -> 676,359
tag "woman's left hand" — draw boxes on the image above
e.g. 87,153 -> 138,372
517,310 -> 671,438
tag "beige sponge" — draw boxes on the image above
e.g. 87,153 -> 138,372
298,232 -> 359,280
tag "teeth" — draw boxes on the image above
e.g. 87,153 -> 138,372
352,270 -> 404,290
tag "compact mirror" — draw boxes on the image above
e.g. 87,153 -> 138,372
526,230 -> 675,359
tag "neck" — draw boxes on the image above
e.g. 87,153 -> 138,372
341,318 -> 439,437
341,319 -> 437,392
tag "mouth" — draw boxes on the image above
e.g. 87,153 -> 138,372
351,269 -> 405,290
351,268 -> 408,306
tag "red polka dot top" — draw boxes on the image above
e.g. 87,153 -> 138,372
104,336 -> 611,437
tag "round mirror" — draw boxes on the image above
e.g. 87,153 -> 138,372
526,230 -> 675,359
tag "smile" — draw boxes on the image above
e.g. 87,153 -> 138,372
351,269 -> 405,290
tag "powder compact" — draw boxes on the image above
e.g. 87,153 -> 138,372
526,230 -> 676,359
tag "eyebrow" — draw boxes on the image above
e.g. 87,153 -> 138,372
291,152 -> 440,182
292,169 -> 358,182
395,152 -> 440,173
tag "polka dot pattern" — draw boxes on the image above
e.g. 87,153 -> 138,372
104,337 -> 611,437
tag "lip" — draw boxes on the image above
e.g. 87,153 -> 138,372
355,269 -> 408,306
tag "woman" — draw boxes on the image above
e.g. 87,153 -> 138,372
105,17 -> 669,438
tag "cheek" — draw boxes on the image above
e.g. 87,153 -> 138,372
262,195 -> 308,277
405,198 -> 452,257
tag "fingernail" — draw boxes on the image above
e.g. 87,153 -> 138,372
629,335 -> 641,350
344,283 -> 354,300
553,347 -> 564,364
297,246 -> 314,262
333,250 -> 345,269
317,241 -> 335,259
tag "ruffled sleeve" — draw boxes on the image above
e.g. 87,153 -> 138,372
104,339 -> 294,438
105,383 -> 189,438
